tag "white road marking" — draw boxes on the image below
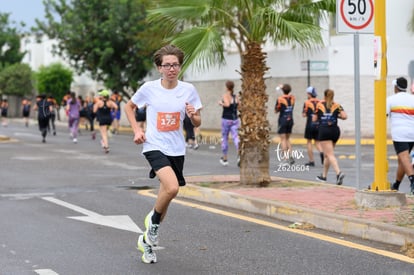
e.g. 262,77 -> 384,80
34,269 -> 59,275
1,193 -> 55,200
42,197 -> 142,233
13,132 -> 38,137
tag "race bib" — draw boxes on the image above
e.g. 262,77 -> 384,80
157,112 -> 180,132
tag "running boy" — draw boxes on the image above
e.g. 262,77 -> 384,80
124,45 -> 202,264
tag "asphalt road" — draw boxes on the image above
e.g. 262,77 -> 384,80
0,121 -> 412,274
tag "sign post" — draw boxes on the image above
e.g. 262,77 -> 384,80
337,0 -> 374,190
371,0 -> 388,191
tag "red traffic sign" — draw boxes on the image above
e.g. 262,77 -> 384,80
337,0 -> 374,33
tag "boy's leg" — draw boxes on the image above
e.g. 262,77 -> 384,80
144,166 -> 179,246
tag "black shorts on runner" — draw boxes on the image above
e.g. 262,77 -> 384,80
38,117 -> 50,130
98,116 -> 113,126
304,125 -> 319,140
318,126 -> 340,144
278,121 -> 293,134
393,141 -> 414,155
143,150 -> 186,186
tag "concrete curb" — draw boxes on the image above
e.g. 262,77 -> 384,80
178,184 -> 414,247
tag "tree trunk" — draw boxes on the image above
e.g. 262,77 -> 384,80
238,42 -> 271,187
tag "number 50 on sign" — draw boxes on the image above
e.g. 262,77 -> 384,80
337,0 -> 374,34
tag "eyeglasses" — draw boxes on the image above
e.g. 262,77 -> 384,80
160,63 -> 181,70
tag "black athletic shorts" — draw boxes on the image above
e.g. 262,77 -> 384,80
278,121 -> 293,134
393,141 -> 414,155
38,117 -> 50,130
318,126 -> 340,144
304,125 -> 319,140
143,150 -> 186,186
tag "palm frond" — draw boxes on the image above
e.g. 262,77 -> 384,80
147,1 -> 212,36
252,4 -> 324,48
168,26 -> 225,75
148,0 -> 333,71
147,0 -> 214,26
288,0 -> 336,22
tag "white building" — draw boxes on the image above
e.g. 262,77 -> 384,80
20,1 -> 414,137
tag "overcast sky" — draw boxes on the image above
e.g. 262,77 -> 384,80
0,0 -> 45,30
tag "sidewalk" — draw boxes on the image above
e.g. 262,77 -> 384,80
179,175 -> 414,251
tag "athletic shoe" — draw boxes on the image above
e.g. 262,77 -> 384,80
144,210 -> 159,246
237,156 -> 240,167
73,138 -> 77,144
137,235 -> 157,264
316,175 -> 327,182
391,182 -> 400,191
305,161 -> 315,167
336,172 -> 345,185
220,157 -> 229,166
193,144 -> 199,150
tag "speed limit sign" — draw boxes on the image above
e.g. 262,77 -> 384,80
337,0 -> 374,33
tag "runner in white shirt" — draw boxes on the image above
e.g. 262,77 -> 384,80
124,45 -> 202,264
386,76 -> 414,194
131,79 -> 202,156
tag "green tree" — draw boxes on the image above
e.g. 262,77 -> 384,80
409,7 -> 414,33
148,0 -> 335,186
0,63 -> 33,97
35,0 -> 164,98
0,13 -> 25,70
36,63 -> 73,104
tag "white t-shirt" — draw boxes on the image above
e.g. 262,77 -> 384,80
386,91 -> 414,141
131,79 -> 202,156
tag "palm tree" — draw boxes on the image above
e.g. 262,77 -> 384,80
148,0 -> 335,186
409,7 -> 414,33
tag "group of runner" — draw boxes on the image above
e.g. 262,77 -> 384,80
21,89 -> 122,152
274,83 -> 348,185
